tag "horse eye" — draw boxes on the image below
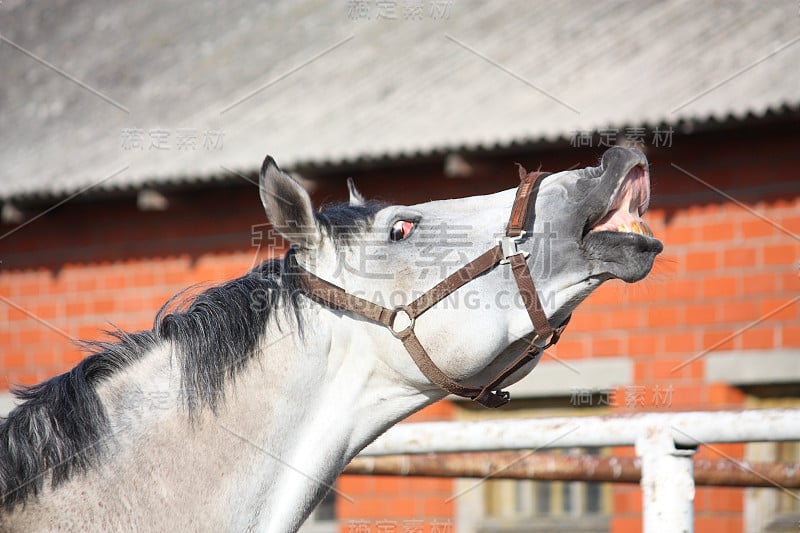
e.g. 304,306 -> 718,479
389,220 -> 415,241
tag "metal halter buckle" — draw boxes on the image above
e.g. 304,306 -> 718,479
388,307 -> 415,339
499,232 -> 530,264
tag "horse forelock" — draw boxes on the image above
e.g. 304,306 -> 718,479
314,200 -> 387,245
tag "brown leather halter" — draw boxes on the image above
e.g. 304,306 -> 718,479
296,166 -> 570,408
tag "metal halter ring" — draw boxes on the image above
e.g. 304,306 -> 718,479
388,307 -> 416,339
531,330 -> 555,349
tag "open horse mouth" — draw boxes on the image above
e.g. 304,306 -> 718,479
587,164 -> 654,237
579,150 -> 663,282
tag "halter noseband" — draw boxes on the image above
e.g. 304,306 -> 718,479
296,166 -> 570,408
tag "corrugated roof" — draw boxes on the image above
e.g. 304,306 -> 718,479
1,0 -> 798,200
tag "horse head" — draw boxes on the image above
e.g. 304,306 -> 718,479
259,146 -> 663,404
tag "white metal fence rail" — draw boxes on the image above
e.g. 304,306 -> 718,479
358,409 -> 800,533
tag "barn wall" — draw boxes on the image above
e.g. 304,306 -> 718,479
1,122 -> 798,532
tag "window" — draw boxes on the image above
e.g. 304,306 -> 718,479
453,400 -> 613,533
478,448 -> 611,532
744,393 -> 800,533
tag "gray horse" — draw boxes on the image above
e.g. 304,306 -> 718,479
0,146 -> 661,532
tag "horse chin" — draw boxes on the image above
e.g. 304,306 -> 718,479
582,230 -> 663,283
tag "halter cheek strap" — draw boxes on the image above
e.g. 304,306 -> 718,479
296,167 -> 570,408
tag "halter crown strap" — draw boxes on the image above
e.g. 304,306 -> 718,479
296,166 -> 568,408
505,168 -> 554,339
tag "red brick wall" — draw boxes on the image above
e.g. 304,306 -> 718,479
1,122 -> 798,532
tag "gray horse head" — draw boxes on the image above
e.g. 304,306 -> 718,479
260,145 -> 662,389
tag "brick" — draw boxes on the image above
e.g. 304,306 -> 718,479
784,325 -> 800,346
32,350 -> 54,367
664,333 -> 698,354
74,277 -> 97,291
552,338 -> 588,359
164,269 -> 189,285
5,351 -> 27,369
702,330 -> 736,352
782,214 -> 800,234
720,301 -> 762,323
407,401 -> 454,422
708,383 -> 745,405
337,476 -> 375,495
92,298 -> 116,315
34,303 -> 59,320
11,373 -> 38,386
687,358 -> 705,379
741,328 -> 775,350
685,250 -> 719,272
410,477 -> 452,493
18,278 -> 43,297
7,306 -> 29,322
627,281 -> 662,303
569,312 -> 609,333
759,298 -> 799,320
65,301 -> 87,316
634,360 -> 650,381
742,273 -> 777,295
763,244 -> 798,266
702,276 -> 738,298
613,489 -> 643,514
722,247 -> 757,268
695,517 -> 742,533
587,284 -> 624,305
741,219 -> 776,238
685,304 -> 719,325
610,516 -> 642,533
422,498 -> 454,517
77,325 -> 101,340
653,359 -> 690,380
591,335 -> 622,357
371,476 -> 410,494
102,273 -> 130,290
706,442 -> 746,458
664,224 -> 696,245
669,384 -> 705,408
132,270 -> 157,286
660,279 -> 699,301
782,271 -> 800,292
647,305 -> 681,328
627,334 -> 659,355
700,222 -> 735,242
19,328 -> 43,345
390,497 -> 420,518
610,308 -> 643,329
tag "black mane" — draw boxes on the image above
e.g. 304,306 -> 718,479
0,201 -> 385,512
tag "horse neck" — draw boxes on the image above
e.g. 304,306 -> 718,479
80,307 -> 436,531
239,308 -> 441,530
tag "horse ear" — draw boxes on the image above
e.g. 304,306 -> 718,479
347,177 -> 365,206
259,156 -> 321,248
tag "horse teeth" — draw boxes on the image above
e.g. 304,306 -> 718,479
640,220 -> 654,237
617,223 -> 630,233
630,221 -> 642,235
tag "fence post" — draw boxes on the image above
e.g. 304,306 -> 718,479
636,426 -> 696,533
